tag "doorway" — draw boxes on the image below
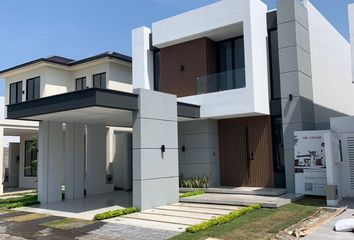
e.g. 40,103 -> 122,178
218,116 -> 274,187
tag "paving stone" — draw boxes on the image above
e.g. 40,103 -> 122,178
89,223 -> 178,240
122,212 -> 203,225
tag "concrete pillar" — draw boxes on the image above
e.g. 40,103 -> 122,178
0,127 -> 3,195
277,0 -> 315,192
64,123 -> 85,200
133,89 -> 179,210
132,27 -> 154,90
38,121 -> 64,203
86,124 -> 114,195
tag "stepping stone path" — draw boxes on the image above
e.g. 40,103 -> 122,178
105,202 -> 242,232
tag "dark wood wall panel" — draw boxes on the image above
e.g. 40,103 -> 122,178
218,116 -> 274,188
159,37 -> 216,97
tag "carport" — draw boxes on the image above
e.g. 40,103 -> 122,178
7,88 -> 200,210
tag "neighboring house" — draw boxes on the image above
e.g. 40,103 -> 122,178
0,96 -> 38,194
0,52 -> 135,199
0,0 -> 353,210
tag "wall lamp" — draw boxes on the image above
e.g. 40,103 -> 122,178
289,94 -> 293,101
161,145 -> 166,153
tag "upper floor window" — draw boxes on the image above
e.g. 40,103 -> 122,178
10,81 -> 22,104
92,72 -> 106,89
26,77 -> 40,101
217,37 -> 245,91
76,77 -> 86,91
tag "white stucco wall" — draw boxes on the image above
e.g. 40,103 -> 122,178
349,4 -> 354,83
308,3 -> 354,127
43,67 -> 72,96
108,62 -> 133,93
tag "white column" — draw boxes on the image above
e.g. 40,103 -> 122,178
65,123 -> 85,200
0,127 -> 4,195
133,89 -> 179,210
86,124 -> 113,195
38,121 -> 64,203
132,26 -> 154,90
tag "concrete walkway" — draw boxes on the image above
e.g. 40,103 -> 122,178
180,192 -> 304,208
180,187 -> 287,196
305,200 -> 354,240
20,191 -> 132,220
105,202 -> 241,232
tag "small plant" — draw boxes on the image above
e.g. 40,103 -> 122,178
186,204 -> 261,233
179,174 -> 210,188
93,207 -> 139,220
180,190 -> 205,198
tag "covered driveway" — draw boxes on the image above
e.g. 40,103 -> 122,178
6,88 -> 200,210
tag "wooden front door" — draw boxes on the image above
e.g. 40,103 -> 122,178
218,116 -> 274,187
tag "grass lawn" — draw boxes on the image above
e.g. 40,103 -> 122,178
169,197 -> 326,240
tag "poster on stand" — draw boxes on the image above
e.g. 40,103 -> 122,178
294,130 -> 329,196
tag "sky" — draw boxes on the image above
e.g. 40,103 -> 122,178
0,0 -> 353,95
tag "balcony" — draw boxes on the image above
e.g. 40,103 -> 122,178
197,69 -> 246,94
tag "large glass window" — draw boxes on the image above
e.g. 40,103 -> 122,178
92,72 -> 106,89
26,77 -> 40,101
24,139 -> 38,177
9,81 -> 22,104
153,51 -> 160,91
269,29 -> 281,100
76,77 -> 86,91
217,37 -> 245,91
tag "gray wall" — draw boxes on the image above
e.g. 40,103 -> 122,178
178,119 -> 220,187
277,0 -> 315,192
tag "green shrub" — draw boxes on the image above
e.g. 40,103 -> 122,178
6,199 -> 40,209
186,204 -> 261,233
93,207 -> 139,221
180,190 -> 205,198
179,174 -> 210,188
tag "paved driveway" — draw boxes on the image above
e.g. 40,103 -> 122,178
0,210 -> 178,240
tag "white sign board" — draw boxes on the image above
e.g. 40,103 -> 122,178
294,130 -> 329,196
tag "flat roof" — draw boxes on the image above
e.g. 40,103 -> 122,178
6,88 -> 200,121
0,51 -> 132,76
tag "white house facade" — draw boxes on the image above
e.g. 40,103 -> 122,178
1,0 -> 354,210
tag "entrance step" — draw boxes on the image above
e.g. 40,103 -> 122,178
180,193 -> 304,208
180,187 -> 287,196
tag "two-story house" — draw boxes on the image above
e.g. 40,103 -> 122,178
1,0 -> 354,211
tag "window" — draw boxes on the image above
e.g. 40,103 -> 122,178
26,77 -> 40,101
153,51 -> 160,91
24,140 -> 38,177
92,72 -> 106,89
76,77 -> 86,91
217,37 -> 246,90
268,29 -> 281,100
9,81 -> 22,104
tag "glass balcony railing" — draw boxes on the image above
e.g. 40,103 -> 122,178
197,69 -> 246,94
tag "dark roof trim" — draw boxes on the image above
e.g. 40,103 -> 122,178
0,52 -> 132,75
7,88 -> 200,120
